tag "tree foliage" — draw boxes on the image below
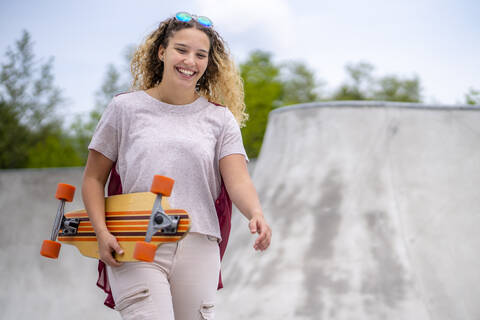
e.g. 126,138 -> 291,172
70,45 -> 134,163
0,31 -> 62,129
240,50 -> 319,157
465,88 -> 480,105
280,61 -> 320,106
373,75 -> 421,102
332,62 -> 421,102
332,62 -> 374,100
240,51 -> 283,158
0,100 -> 32,168
0,31 -> 82,168
71,63 -> 129,162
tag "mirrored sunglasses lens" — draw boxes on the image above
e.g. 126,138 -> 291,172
197,16 -> 213,27
176,12 -> 192,22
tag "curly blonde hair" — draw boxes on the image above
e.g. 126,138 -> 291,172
130,16 -> 248,127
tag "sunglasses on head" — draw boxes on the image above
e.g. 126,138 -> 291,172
175,12 -> 213,28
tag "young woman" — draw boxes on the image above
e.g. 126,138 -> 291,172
82,12 -> 272,319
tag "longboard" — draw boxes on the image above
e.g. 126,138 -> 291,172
41,175 -> 190,262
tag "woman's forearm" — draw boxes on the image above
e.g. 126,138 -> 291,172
220,154 -> 272,251
82,175 -> 109,236
227,177 -> 263,220
219,154 -> 264,219
81,150 -> 114,236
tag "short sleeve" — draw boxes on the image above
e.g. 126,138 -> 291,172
219,108 -> 249,161
88,99 -> 119,161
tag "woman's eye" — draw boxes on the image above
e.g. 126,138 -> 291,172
197,54 -> 207,59
176,48 -> 186,53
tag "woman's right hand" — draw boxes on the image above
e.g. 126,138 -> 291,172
97,230 -> 124,267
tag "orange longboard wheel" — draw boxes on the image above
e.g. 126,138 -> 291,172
150,175 -> 174,196
40,240 -> 61,259
133,241 -> 157,262
55,183 -> 76,202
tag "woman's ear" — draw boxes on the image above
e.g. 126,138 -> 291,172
158,47 -> 165,62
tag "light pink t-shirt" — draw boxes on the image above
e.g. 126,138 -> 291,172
88,90 -> 247,239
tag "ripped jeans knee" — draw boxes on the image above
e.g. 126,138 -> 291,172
115,284 -> 155,319
200,302 -> 215,320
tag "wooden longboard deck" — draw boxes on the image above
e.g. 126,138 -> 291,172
58,192 -> 190,261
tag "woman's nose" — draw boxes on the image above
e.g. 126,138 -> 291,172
183,53 -> 196,66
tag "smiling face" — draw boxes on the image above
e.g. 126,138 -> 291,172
158,28 -> 210,92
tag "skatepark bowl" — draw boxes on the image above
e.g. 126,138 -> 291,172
1,101 -> 479,319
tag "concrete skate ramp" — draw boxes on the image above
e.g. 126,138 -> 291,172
0,168 -> 119,320
216,102 -> 480,319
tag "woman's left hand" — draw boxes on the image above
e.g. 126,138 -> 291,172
249,215 -> 272,251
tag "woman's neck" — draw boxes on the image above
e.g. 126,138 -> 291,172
147,83 -> 199,105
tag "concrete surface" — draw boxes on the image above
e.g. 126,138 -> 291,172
0,168 -> 119,319
1,101 -> 479,319
216,102 -> 480,319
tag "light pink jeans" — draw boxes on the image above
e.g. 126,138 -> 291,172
107,232 -> 221,319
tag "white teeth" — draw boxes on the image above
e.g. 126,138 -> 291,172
177,67 -> 194,76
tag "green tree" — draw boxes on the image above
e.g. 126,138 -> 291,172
240,51 -> 320,157
26,126 -> 83,167
373,75 -> 421,102
0,30 -> 82,168
0,31 -> 62,129
71,64 -> 127,161
465,88 -> 480,105
280,61 -> 320,106
240,51 -> 283,158
332,62 -> 374,100
71,45 -> 133,162
332,61 -> 421,102
0,100 -> 32,167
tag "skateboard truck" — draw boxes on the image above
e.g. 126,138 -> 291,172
60,216 -> 80,236
51,189 -> 80,237
40,183 -> 76,259
134,175 -> 176,262
145,195 -> 181,240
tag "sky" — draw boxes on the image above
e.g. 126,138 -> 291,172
1,0 -> 479,124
